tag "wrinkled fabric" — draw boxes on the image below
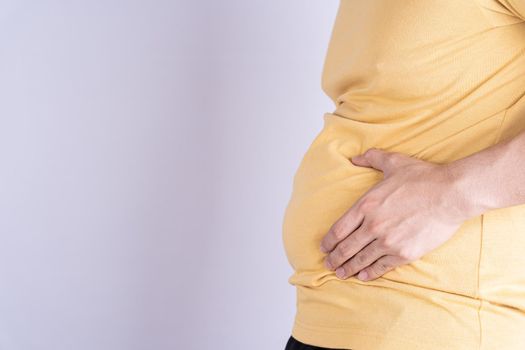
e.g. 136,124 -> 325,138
281,1 -> 525,349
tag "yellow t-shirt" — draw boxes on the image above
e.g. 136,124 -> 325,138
281,1 -> 525,349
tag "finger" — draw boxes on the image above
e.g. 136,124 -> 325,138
356,255 -> 403,282
320,201 -> 365,254
334,238 -> 385,279
351,148 -> 388,170
350,151 -> 373,167
324,223 -> 374,271
352,148 -> 403,176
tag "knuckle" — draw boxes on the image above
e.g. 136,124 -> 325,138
355,253 -> 367,265
331,224 -> 347,240
380,236 -> 396,250
366,220 -> 382,235
369,242 -> 382,257
367,147 -> 382,158
398,247 -> 415,261
359,197 -> 377,213
374,260 -> 390,274
389,152 -> 405,165
363,148 -> 375,159
390,152 -> 403,162
348,234 -> 366,252
336,241 -> 350,258
342,260 -> 356,276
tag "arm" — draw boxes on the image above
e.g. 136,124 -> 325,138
320,125 -> 525,282
446,127 -> 525,219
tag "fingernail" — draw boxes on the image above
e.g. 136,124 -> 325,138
336,267 -> 346,279
357,270 -> 368,281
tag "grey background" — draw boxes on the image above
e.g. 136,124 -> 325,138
0,1 -> 338,349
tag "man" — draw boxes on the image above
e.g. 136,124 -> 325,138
282,1 -> 525,349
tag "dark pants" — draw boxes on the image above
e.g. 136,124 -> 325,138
284,335 -> 352,350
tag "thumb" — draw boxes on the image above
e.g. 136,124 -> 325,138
350,148 -> 392,173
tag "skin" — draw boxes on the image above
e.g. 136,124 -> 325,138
319,127 -> 525,282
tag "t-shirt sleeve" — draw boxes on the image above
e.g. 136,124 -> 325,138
497,0 -> 525,20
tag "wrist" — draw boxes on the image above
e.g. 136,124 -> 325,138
442,160 -> 490,220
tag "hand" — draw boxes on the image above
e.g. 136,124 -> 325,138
319,147 -> 468,282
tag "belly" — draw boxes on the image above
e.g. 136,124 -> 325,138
282,95 -> 525,350
282,109 -> 507,298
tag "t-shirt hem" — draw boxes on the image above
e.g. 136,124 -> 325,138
291,317 -> 473,350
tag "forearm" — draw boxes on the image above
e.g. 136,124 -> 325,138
445,128 -> 525,220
